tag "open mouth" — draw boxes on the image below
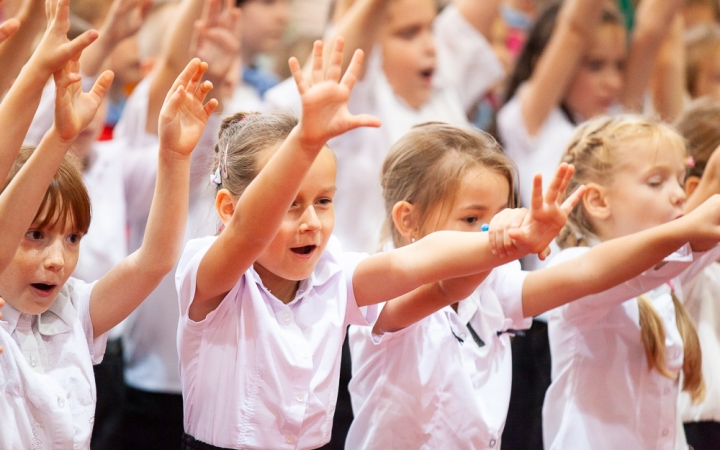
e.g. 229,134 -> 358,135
31,283 -> 55,292
291,245 -> 316,255
420,68 -> 434,83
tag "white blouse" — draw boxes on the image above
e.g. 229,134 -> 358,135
265,5 -> 505,253
175,235 -> 377,449
346,261 -> 531,450
543,245 -> 720,450
679,263 -> 720,424
0,278 -> 108,450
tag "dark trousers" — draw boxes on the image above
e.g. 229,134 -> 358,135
684,421 -> 720,450
91,339 -> 126,450
114,386 -> 184,450
501,320 -> 552,450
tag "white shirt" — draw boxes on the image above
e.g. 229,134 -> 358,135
346,261 -> 531,450
175,235 -> 377,449
265,5 -> 505,252
679,262 -> 720,423
543,245 -> 720,450
0,278 -> 108,450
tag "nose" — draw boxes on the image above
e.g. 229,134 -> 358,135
423,30 -> 436,58
299,206 -> 322,233
43,238 -> 65,271
670,180 -> 687,208
604,66 -> 623,96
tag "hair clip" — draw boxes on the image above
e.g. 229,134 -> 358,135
210,167 -> 222,187
686,156 -> 696,168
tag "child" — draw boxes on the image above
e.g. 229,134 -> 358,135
266,0 -> 505,253
345,122 -> 720,449
0,5 -> 218,445
676,98 -> 720,450
175,39 -> 573,450
544,115 -> 720,450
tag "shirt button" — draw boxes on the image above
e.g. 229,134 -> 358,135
459,333 -> 467,340
30,356 -> 37,367
58,398 -> 65,408
296,394 -> 304,402
489,438 -> 497,447
300,350 -> 309,359
662,428 -> 669,437
285,434 -> 295,444
282,314 -> 290,322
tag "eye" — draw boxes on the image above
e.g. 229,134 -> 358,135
586,59 -> 604,72
316,197 -> 332,207
66,234 -> 82,244
26,230 -> 43,240
397,26 -> 420,40
647,176 -> 663,187
462,216 -> 479,225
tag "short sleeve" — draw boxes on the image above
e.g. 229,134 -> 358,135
434,5 -> 505,111
340,251 -> 378,327
497,94 -> 534,156
487,262 -> 532,330
175,236 -> 221,332
72,279 -> 108,365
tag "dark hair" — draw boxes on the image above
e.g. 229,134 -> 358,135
3,147 -> 91,234
675,97 -> 720,179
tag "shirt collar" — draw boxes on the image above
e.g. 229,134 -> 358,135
0,285 -> 76,336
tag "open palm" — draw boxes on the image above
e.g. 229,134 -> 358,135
158,59 -> 218,157
290,38 -> 380,148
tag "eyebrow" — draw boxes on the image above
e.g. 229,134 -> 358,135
458,204 -> 489,211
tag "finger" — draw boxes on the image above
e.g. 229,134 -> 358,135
162,85 -> 184,120
167,59 -> 201,103
231,7 -> 242,38
537,246 -> 551,261
325,36 -> 344,83
346,113 -> 382,129
289,56 -> 309,95
560,185 -> 587,214
206,0 -> 221,27
340,49 -> 364,92
54,0 -> 70,27
203,98 -> 219,117
488,216 -> 499,256
195,80 -> 213,103
0,18 -> 19,44
503,220 -> 519,256
310,40 -> 324,85
87,70 -> 115,104
60,29 -> 100,63
530,173 -> 544,212
555,164 -> 575,204
544,163 -> 567,205
186,61 -> 208,93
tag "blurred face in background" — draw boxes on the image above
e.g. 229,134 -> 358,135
240,0 -> 290,61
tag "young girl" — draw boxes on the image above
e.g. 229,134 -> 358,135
685,24 -> 720,102
175,40 -> 576,450
266,0 -> 505,253
345,122 -> 720,449
0,5 -> 218,445
544,115 -> 720,450
676,98 -> 720,450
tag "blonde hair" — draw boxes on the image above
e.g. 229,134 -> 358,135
557,115 -> 704,402
212,111 -> 298,198
381,122 -> 516,248
675,97 -> 720,179
685,24 -> 720,98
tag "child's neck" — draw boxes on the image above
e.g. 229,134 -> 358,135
253,262 -> 300,304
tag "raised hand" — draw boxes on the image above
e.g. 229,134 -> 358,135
0,17 -> 20,45
102,0 -> 153,43
52,55 -> 114,142
158,59 -> 218,158
30,0 -> 99,78
191,0 -> 242,85
290,38 -> 381,148
503,163 -> 586,259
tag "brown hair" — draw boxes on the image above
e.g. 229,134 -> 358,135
212,111 -> 299,197
685,24 -> 720,98
381,122 -> 516,248
557,115 -> 704,402
2,147 -> 91,234
675,97 -> 720,179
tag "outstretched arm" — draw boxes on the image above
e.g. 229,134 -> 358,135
523,195 -> 720,317
0,0 -> 45,96
520,0 -> 604,136
190,39 -> 381,321
353,164 -> 585,309
0,55 -> 113,275
90,60 -> 217,337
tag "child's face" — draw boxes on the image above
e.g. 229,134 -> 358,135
599,139 -> 687,240
380,0 -> 437,110
422,165 -> 510,236
0,217 -> 81,315
241,0 -> 290,58
564,24 -> 626,120
254,147 -> 337,286
692,50 -> 720,101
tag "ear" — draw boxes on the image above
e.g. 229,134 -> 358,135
582,182 -> 610,220
685,175 -> 701,199
391,201 -> 417,244
215,189 -> 236,225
